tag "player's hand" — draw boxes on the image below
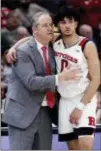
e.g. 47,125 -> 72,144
6,48 -> 17,64
59,68 -> 82,81
69,108 -> 82,125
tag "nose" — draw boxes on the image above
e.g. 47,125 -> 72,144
65,23 -> 70,28
48,25 -> 52,31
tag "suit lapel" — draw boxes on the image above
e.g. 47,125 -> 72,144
28,37 -> 45,73
28,37 -> 55,75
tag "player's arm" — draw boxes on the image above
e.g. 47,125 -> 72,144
81,41 -> 100,105
6,36 -> 30,63
69,41 -> 100,124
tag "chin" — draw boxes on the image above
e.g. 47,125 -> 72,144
64,32 -> 72,36
48,36 -> 53,41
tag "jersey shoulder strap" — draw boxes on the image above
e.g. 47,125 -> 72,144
79,37 -> 89,52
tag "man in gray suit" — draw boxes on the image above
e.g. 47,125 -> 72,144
2,11 -> 80,150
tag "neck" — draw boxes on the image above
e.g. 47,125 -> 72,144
35,35 -> 49,46
62,34 -> 80,48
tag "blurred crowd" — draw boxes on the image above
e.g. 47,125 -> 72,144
1,0 -> 101,124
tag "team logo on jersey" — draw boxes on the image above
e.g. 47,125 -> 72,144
55,52 -> 78,63
88,116 -> 96,126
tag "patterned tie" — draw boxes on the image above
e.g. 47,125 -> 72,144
41,46 -> 56,108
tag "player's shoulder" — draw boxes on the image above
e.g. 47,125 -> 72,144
78,36 -> 94,52
53,35 -> 62,46
79,36 -> 96,45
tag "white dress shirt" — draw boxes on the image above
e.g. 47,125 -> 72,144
35,39 -> 58,106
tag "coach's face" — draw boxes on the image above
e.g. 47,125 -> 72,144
33,14 -> 54,44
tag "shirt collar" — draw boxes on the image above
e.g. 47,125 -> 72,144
35,39 -> 48,50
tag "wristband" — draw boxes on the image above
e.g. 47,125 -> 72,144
76,102 -> 85,110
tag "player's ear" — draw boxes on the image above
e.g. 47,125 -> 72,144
75,21 -> 78,29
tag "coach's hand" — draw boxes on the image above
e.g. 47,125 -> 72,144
6,48 -> 17,64
69,108 -> 82,124
59,68 -> 82,81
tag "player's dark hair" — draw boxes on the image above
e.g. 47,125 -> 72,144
54,6 -> 80,26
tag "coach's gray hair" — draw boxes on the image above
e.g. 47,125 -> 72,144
31,11 -> 51,28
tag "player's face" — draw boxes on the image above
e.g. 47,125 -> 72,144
57,17 -> 78,36
33,15 -> 54,43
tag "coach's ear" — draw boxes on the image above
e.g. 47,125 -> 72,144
32,27 -> 37,35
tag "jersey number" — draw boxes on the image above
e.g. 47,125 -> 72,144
61,59 -> 68,71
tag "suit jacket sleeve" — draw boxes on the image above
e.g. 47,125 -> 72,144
12,48 -> 56,92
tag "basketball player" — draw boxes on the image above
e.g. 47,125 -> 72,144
53,6 -> 100,150
6,7 -> 100,150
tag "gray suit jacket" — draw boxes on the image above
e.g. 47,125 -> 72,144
2,36 -> 56,129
